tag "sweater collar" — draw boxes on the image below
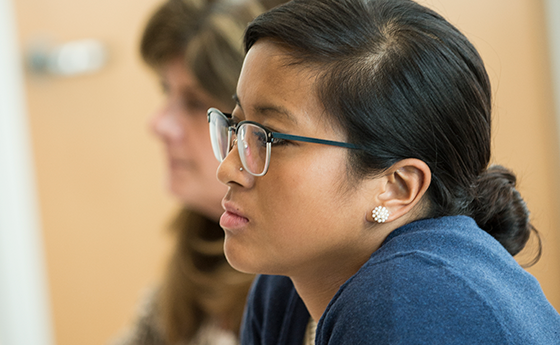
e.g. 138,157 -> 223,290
380,215 -> 478,247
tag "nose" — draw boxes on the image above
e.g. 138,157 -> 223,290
149,103 -> 183,141
217,141 -> 254,188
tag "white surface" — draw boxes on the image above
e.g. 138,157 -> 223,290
51,39 -> 107,75
544,0 -> 560,147
0,0 -> 55,344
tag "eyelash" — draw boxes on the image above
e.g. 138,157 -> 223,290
271,137 -> 290,147
232,114 -> 293,148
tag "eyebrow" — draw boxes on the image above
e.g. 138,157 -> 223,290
232,94 -> 299,125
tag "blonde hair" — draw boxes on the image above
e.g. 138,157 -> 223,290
140,0 -> 285,342
160,211 -> 253,342
141,0 -> 266,108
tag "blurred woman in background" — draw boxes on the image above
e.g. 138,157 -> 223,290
112,0 -> 284,344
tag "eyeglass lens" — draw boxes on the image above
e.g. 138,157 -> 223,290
209,111 -> 230,162
238,124 -> 269,175
209,110 -> 270,175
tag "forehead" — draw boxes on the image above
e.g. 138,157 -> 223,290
236,40 -> 323,125
160,57 -> 226,103
160,58 -> 195,84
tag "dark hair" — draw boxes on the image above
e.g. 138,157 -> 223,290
244,0 -> 540,263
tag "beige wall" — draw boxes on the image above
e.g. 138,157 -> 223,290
11,0 -> 560,344
13,0 -> 175,344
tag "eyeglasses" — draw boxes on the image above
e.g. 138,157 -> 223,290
207,108 -> 360,176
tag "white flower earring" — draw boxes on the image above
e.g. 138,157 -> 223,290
372,206 -> 390,223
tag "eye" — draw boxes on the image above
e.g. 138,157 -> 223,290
271,137 -> 290,147
252,128 -> 268,147
181,88 -> 212,115
183,97 -> 208,112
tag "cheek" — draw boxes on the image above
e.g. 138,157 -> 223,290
236,181 -> 351,275
272,149 -> 346,204
189,119 -> 217,164
225,151 -> 363,275
198,134 -> 221,174
258,152 -> 349,239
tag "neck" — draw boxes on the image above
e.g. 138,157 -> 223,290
288,222 -> 401,322
289,221 -> 403,321
290,254 -> 371,322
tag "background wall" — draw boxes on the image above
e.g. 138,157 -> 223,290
8,0 -> 560,344
13,0 -> 175,344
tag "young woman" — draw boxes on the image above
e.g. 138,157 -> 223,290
207,0 -> 560,343
112,0 -> 284,344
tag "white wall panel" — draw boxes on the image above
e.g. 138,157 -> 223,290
0,0 -> 54,344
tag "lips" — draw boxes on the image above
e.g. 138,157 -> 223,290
221,201 -> 249,230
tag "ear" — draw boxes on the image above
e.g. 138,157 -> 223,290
372,158 -> 431,223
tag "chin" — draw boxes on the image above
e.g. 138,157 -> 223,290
223,237 -> 260,274
223,236 -> 285,276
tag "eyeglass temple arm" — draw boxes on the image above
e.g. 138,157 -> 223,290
272,133 -> 361,150
208,108 -> 361,150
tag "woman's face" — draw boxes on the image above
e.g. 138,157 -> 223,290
151,57 -> 227,220
217,41 -> 384,279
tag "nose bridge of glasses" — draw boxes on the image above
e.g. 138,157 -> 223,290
228,126 -> 237,151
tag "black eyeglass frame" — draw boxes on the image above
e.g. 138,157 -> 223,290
207,107 -> 360,176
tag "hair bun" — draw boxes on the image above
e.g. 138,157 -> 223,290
471,165 -> 540,262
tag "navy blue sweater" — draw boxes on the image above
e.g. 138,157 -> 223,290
241,216 -> 560,344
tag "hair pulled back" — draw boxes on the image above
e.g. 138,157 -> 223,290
244,0 -> 540,262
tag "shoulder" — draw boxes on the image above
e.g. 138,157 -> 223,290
319,251 -> 508,344
317,217 -> 560,344
109,287 -> 167,345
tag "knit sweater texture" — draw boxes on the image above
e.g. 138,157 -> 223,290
241,216 -> 560,344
